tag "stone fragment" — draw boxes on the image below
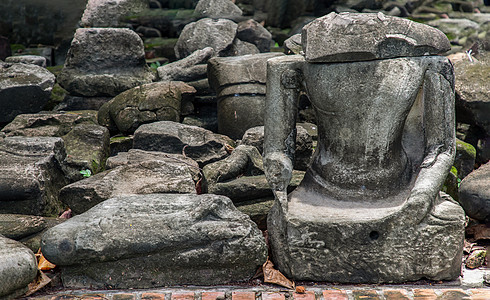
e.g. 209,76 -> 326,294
58,28 -> 154,97
157,47 -> 214,82
133,121 -> 234,166
5,55 -> 47,67
283,34 -> 302,55
241,126 -> 313,170
80,0 -> 149,27
0,62 -> 55,123
207,53 -> 284,139
459,162 -> 490,223
466,250 -> 487,269
1,111 -> 98,138
54,96 -> 111,111
194,0 -> 243,19
451,55 -> 490,136
99,81 -> 196,135
62,123 -> 110,181
60,150 -> 198,214
236,19 -> 272,52
174,18 -> 238,59
0,214 -> 47,240
455,139 -> 476,179
302,12 -> 451,62
0,137 -> 68,216
427,18 -> 480,40
41,193 -> 268,288
0,235 -> 38,299
222,39 -> 260,57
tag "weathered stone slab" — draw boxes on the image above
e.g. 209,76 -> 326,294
158,47 -> 214,82
194,0 -> 242,19
0,214 -> 47,240
302,12 -> 451,62
175,18 -> 238,59
459,162 -> 490,223
58,28 -> 154,97
80,0 -> 149,27
236,19 -> 272,52
0,137 -> 68,216
60,154 -> 198,214
41,193 -> 268,288
0,62 -> 55,123
133,121 -> 234,166
0,235 -> 38,299
5,55 -> 47,67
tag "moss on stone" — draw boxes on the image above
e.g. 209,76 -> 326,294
456,139 -> 476,159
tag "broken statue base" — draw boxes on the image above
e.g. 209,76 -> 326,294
268,187 -> 465,283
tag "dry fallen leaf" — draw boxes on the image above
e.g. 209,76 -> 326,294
36,249 -> 56,271
24,269 -> 51,297
263,258 -> 295,289
296,286 -> 306,293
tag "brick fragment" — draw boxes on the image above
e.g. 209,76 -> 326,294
322,290 -> 348,300
142,292 -> 167,300
113,293 -> 137,300
439,289 -> 470,299
172,292 -> 195,300
469,289 -> 490,300
413,289 -> 437,299
262,292 -> 285,300
293,291 -> 315,300
351,290 -> 380,299
202,292 -> 226,300
383,289 -> 409,300
232,292 -> 255,300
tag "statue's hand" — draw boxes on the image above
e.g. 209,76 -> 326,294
264,152 -> 293,193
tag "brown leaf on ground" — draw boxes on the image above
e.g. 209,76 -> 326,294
24,270 -> 51,297
296,286 -> 306,293
36,249 -> 56,271
263,258 -> 295,289
466,224 -> 490,242
59,208 -> 72,219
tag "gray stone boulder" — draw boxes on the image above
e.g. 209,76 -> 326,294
0,62 -> 55,123
241,126 -> 313,171
427,18 -> 480,44
283,34 -> 302,55
302,12 -> 451,63
223,39 -> 260,57
58,28 -> 154,97
54,95 -> 112,112
0,214 -> 47,240
236,19 -> 272,52
194,0 -> 243,19
0,137 -> 68,216
97,81 -> 196,135
80,0 -> 149,27
157,47 -> 214,82
41,193 -> 268,288
59,150 -> 199,214
133,121 -> 235,166
451,54 -> 490,136
5,55 -> 47,67
1,111 -> 98,138
0,235 -> 38,299
62,123 -> 110,181
175,18 -> 238,59
207,53 -> 284,139
459,162 -> 490,222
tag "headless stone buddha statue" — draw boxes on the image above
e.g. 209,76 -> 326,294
263,12 -> 465,283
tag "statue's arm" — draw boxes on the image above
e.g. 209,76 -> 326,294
263,55 -> 304,200
410,57 -> 456,211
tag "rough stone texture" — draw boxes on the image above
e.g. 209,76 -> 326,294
207,53 -> 284,139
0,235 -> 38,299
41,193 -> 268,288
0,214 -> 47,240
459,162 -> 490,223
283,34 -> 302,55
54,96 -> 112,112
302,12 -> 451,63
236,19 -> 272,52
80,0 -> 149,27
427,18 -> 480,39
57,28 -> 154,97
194,0 -> 242,19
451,54 -> 490,136
59,154 -> 197,215
241,126 -> 313,171
174,18 -> 238,59
158,47 -> 214,82
455,139 -> 476,179
264,54 -> 463,282
0,137 -> 68,216
1,111 -> 98,138
223,39 -> 260,57
5,55 -> 47,67
0,62 -> 55,123
133,121 -> 235,166
98,81 -> 196,135
62,123 -> 110,182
